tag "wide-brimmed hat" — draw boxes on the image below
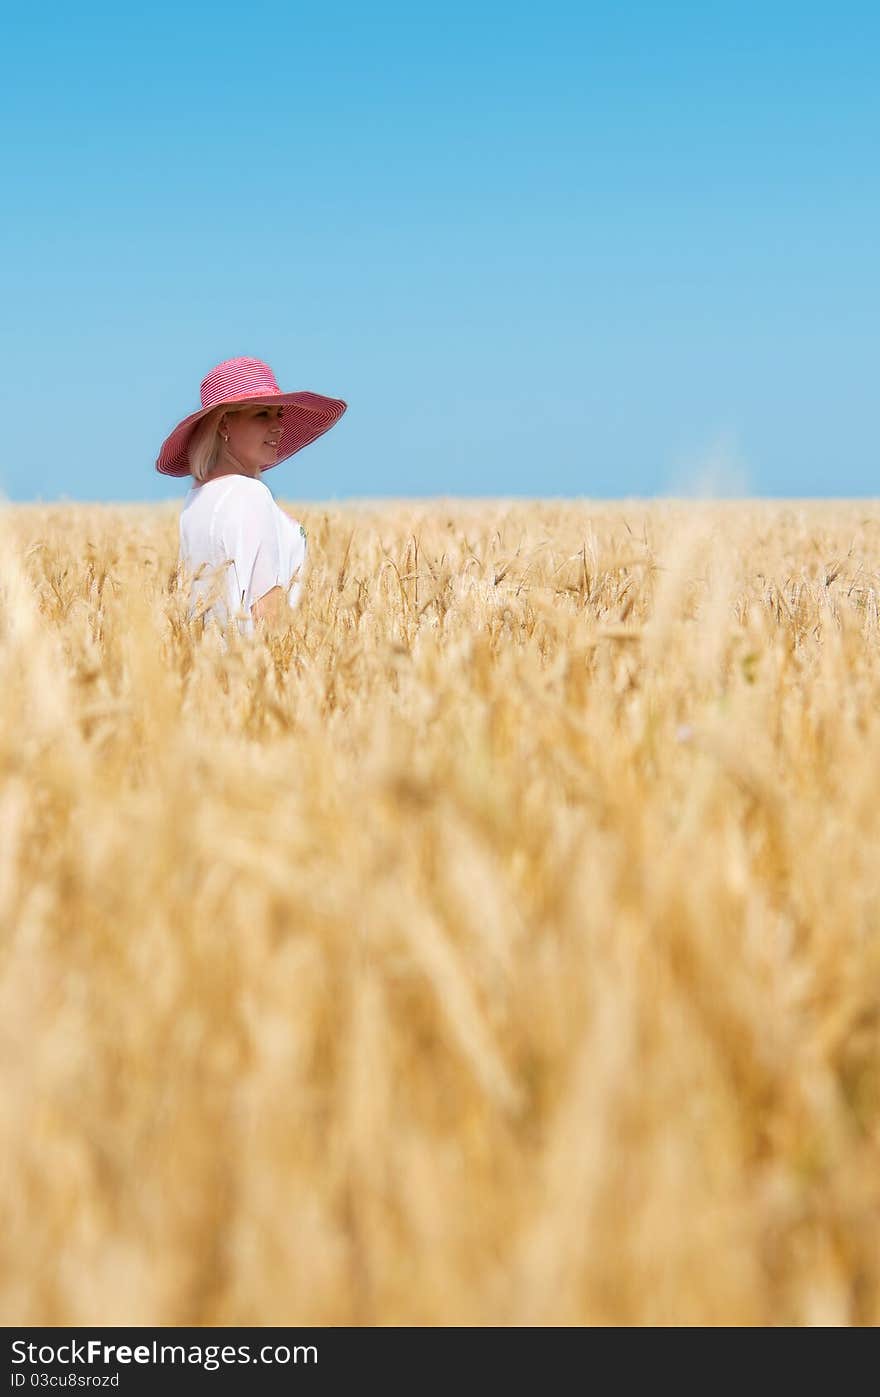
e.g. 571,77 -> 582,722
155,356 -> 347,477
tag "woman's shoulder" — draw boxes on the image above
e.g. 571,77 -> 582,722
216,473 -> 273,496
205,474 -> 276,516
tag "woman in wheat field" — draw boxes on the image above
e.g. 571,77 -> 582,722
155,356 -> 346,636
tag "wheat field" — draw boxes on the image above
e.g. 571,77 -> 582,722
1,496 -> 879,1326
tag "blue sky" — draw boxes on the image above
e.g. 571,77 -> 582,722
1,1 -> 877,502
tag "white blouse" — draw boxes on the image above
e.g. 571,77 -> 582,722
178,474 -> 307,637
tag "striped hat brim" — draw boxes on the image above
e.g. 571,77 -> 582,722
155,390 -> 347,477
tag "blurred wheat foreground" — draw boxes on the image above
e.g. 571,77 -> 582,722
2,496 -> 880,1326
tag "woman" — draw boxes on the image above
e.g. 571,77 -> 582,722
156,356 -> 346,636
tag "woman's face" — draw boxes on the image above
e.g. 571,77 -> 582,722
220,403 -> 285,474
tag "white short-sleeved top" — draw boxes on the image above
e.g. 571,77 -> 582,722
178,474 -> 307,636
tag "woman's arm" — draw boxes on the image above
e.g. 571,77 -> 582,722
251,584 -> 287,628
220,479 -> 289,631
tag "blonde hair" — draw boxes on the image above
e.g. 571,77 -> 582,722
187,405 -> 229,483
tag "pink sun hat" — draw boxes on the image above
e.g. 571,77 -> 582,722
155,356 -> 347,477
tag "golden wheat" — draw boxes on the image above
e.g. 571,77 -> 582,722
1,496 -> 879,1325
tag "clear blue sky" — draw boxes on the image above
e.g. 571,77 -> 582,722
1,1 -> 877,502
